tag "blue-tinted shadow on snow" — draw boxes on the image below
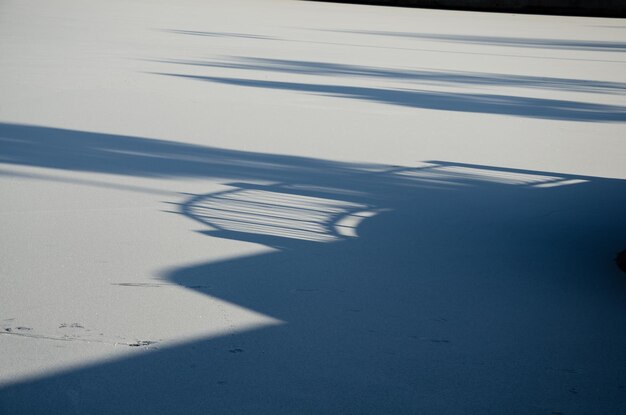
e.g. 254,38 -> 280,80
158,73 -> 626,122
162,29 -> 277,40
164,27 -> 626,64
161,56 -> 626,95
0,123 -> 375,180
323,30 -> 626,52
1,123 -> 626,414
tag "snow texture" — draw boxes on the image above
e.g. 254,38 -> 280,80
1,0 -> 625,413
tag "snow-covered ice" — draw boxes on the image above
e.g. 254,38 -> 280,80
1,0 -> 625,413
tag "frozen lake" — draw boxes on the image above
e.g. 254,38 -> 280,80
1,0 -> 625,413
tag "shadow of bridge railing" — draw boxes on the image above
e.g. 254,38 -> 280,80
1,124 -> 626,414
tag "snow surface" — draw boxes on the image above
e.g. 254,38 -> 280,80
1,0 -> 625,413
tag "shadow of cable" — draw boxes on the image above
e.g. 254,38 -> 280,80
321,30 -> 626,52
158,73 -> 626,122
162,28 -> 626,63
159,57 -> 626,95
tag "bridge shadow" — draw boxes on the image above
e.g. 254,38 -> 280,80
0,124 -> 626,413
